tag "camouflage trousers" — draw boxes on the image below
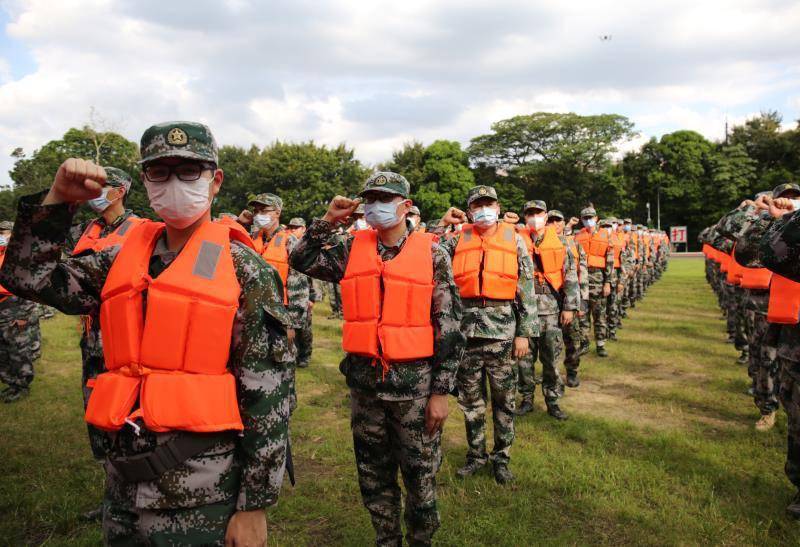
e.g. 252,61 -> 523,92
457,339 -> 516,465
779,357 -> 800,491
329,282 -> 342,316
517,314 -> 564,403
104,497 -> 237,546
748,314 -> 779,414
582,292 -> 607,344
0,317 -> 41,390
726,286 -> 748,351
606,281 -> 622,334
563,308 -> 584,374
350,389 -> 442,547
295,314 -> 313,367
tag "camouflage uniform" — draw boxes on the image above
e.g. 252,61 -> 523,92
287,218 -> 317,369
249,194 -> 310,414
434,186 -> 539,474
0,221 -> 41,402
760,202 -> 800,516
0,122 -> 293,545
604,219 -> 631,340
515,202 -> 579,418
575,210 -> 614,353
290,172 -> 466,546
563,228 -> 589,379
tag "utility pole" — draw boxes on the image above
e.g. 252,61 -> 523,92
657,187 -> 661,230
646,202 -> 651,225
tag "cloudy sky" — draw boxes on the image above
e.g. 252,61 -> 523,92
0,0 -> 798,181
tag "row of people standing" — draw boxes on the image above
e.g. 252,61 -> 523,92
700,181 -> 800,519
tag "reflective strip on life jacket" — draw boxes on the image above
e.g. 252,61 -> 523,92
767,273 -> 800,325
452,224 -> 518,300
86,221 -> 250,433
340,230 -> 435,363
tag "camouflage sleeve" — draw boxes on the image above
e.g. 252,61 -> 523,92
717,206 -> 754,239
434,229 -> 459,258
0,192 -> 116,315
735,213 -> 772,267
0,296 -> 40,321
429,243 -> 466,395
514,234 -> 539,338
229,244 -> 291,510
284,235 -> 310,329
761,209 -> 800,282
603,244 -> 614,282
578,246 -> 589,302
66,220 -> 90,251
288,219 -> 352,282
561,243 -> 580,311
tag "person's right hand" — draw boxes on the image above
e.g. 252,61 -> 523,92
44,159 -> 107,205
602,282 -> 611,297
740,199 -> 755,209
769,197 -> 796,219
322,196 -> 360,225
754,194 -> 771,211
441,207 -> 467,226
503,211 -> 520,224
567,217 -> 580,227
238,209 -> 254,225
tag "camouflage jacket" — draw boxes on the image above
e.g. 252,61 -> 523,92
252,226 -> 310,329
734,209 -> 772,268
433,225 -> 540,340
527,230 -> 580,316
289,219 -> 466,400
0,248 -> 37,322
568,237 -> 590,303
0,192 -> 293,511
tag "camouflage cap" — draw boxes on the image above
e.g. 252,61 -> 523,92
139,121 -> 218,164
409,205 -> 421,216
0,220 -> 13,231
580,207 -> 597,217
599,218 -> 614,226
623,218 -> 632,223
104,167 -> 133,193
248,193 -> 283,210
547,209 -> 565,220
523,199 -> 547,213
353,203 -> 365,215
773,182 -> 800,198
467,185 -> 498,207
359,171 -> 410,199
287,217 -> 306,227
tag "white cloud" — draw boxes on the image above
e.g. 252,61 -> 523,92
0,0 -> 799,182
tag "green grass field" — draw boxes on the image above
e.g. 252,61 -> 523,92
1,258 -> 796,545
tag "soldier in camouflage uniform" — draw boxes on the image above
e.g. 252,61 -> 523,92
239,193 -> 310,413
408,205 -> 422,231
290,172 -> 465,546
573,207 -> 614,357
759,185 -> 800,519
554,211 -> 588,386
286,217 -> 318,368
514,201 -> 579,420
0,221 -> 41,403
0,122 -> 292,545
435,185 -> 539,483
603,218 -> 632,341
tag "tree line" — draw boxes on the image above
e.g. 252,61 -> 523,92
4,110 -> 798,250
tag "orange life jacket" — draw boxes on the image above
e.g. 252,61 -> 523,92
702,243 -> 711,257
72,217 -> 148,256
643,234 -> 652,260
739,265 -> 773,290
452,224 -> 518,300
767,274 -> 800,325
85,220 -> 253,433
340,230 -> 435,365
719,249 -> 730,273
519,226 -> 565,291
216,216 -> 253,240
610,232 -> 623,269
575,228 -> 609,269
253,230 -> 290,304
726,246 -> 743,285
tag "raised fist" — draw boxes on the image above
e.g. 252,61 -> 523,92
238,209 -> 254,225
44,158 -> 107,205
441,207 -> 467,226
503,211 -> 520,224
323,196 -> 361,225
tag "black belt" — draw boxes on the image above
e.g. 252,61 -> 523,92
462,298 -> 511,308
109,432 -> 231,483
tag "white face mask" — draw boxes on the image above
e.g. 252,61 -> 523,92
253,213 -> 272,230
354,218 -> 368,230
408,216 -> 418,228
526,214 -> 546,231
612,223 -> 619,231
472,206 -> 498,228
144,175 -> 212,229
365,200 -> 403,230
791,199 -> 800,212
0,235 -> 8,247
88,186 -> 117,213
